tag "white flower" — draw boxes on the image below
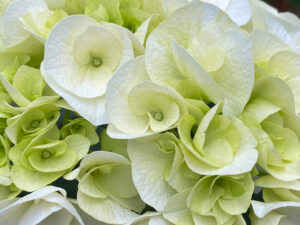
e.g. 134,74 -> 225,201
41,15 -> 143,125
251,200 -> 300,225
0,186 -> 101,225
164,0 -> 251,26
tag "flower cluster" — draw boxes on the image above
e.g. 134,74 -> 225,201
0,0 -> 299,224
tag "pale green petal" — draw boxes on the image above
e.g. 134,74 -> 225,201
28,148 -> 77,173
85,0 -> 122,24
251,200 -> 300,225
252,77 -> 297,117
163,190 -> 192,224
187,176 -> 224,215
100,128 -> 128,157
77,190 -> 138,224
11,165 -> 64,192
249,0 -> 300,33
0,74 -> 30,107
178,111 -> 257,176
127,137 -> 176,211
78,151 -> 130,178
61,118 -> 99,145
170,40 -> 222,102
13,65 -> 45,101
94,164 -> 138,199
134,14 -> 159,46
266,50 -> 300,113
78,173 -> 107,199
250,210 -> 284,225
128,81 -> 181,133
105,56 -> 149,136
255,175 -> 300,191
41,63 -> 108,125
3,0 -> 48,48
218,174 -> 254,215
203,0 -> 251,26
63,134 -> 90,160
250,30 -> 289,66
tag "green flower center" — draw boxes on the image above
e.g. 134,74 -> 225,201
153,112 -> 163,121
31,120 -> 40,128
92,57 -> 102,67
41,150 -> 51,159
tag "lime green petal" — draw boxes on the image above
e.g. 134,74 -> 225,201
64,134 -> 90,160
12,165 -> 64,192
78,172 -> 107,199
28,148 -> 77,173
94,164 -> 138,199
188,176 -> 224,215
13,65 -> 45,101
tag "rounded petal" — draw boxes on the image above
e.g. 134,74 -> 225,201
3,0 -> 48,48
41,63 -> 108,125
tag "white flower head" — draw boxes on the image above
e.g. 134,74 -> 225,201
42,15 -> 143,125
0,186 -> 85,225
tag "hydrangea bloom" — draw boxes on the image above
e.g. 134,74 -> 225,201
0,0 -> 299,224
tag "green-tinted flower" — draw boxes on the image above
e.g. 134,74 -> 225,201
84,0 -> 165,32
2,0 -> 47,54
42,15 -> 143,125
76,151 -> 145,224
0,186 -> 88,225
187,174 -> 253,224
163,174 -> 252,225
178,104 -> 257,176
61,118 -> 99,145
0,52 -> 30,83
5,99 -> 60,144
128,132 -> 201,211
255,175 -> 300,202
84,0 -> 122,24
106,56 -> 188,139
20,8 -> 68,41
251,200 -> 300,225
248,0 -> 300,33
12,65 -> 45,101
242,77 -> 300,181
0,135 -> 11,186
145,1 -> 254,117
249,27 -> 300,113
9,126 -> 90,191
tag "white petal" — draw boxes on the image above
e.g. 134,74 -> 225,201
41,63 -> 108,126
3,0 -> 48,48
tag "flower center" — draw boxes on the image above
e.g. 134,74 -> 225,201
41,150 -> 51,159
92,57 -> 102,67
31,120 -> 40,128
153,112 -> 163,121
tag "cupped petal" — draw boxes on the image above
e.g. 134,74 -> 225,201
11,165 -> 65,192
105,56 -> 150,135
179,110 -> 257,176
250,30 -> 290,67
3,0 -> 48,48
41,63 -> 108,125
145,2 -> 254,116
77,190 -> 138,225
127,138 -> 176,211
251,200 -> 300,225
